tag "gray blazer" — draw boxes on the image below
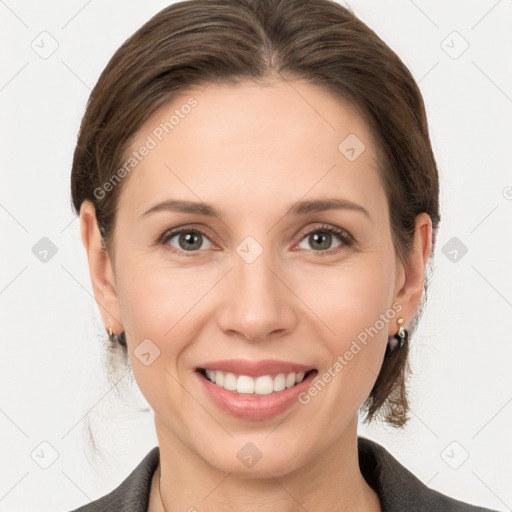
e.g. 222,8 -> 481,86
69,437 -> 498,511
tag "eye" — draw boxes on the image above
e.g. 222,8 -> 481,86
295,224 -> 353,254
160,223 -> 354,257
160,227 -> 214,255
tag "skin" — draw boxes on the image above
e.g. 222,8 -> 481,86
80,79 -> 431,512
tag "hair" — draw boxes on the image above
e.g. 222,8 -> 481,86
70,0 -> 440,428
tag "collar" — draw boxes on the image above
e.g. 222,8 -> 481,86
70,436 -> 496,511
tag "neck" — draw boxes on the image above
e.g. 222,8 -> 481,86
149,415 -> 381,512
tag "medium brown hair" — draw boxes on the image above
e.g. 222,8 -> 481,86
70,0 -> 440,427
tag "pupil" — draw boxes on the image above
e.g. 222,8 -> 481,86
311,232 -> 331,250
180,232 -> 201,250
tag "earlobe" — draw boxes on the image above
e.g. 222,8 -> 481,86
79,200 -> 123,333
391,213 -> 433,335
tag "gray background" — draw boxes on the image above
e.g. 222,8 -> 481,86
1,0 -> 511,510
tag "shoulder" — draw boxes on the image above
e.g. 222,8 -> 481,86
358,436 -> 499,512
68,446 -> 159,512
68,440 -> 498,512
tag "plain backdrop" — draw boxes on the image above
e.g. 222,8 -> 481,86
1,1 -> 511,511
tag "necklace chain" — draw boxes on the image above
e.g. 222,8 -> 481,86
157,468 -> 168,512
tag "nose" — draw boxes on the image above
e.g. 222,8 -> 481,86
216,247 -> 298,343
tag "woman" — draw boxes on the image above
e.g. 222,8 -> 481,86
69,0 -> 498,510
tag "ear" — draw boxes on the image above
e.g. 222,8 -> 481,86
389,213 -> 433,335
79,200 -> 123,334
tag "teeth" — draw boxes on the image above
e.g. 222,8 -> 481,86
254,375 -> 274,395
285,373 -> 296,388
214,370 -> 224,386
224,372 -> 237,391
273,373 -> 286,392
203,369 -> 309,395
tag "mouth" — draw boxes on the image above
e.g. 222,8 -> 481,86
196,367 -> 318,396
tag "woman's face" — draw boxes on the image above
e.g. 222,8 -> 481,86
82,79 -> 429,477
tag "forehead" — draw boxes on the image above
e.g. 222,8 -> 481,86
120,79 -> 384,217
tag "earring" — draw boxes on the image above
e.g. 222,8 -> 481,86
106,325 -> 127,347
395,317 -> 408,349
387,317 -> 408,353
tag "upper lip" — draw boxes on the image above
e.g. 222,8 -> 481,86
197,358 -> 316,377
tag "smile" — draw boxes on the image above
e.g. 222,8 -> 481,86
198,368 -> 317,396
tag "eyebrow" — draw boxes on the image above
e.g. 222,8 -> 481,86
287,198 -> 369,217
140,200 -> 222,219
139,198 -> 370,219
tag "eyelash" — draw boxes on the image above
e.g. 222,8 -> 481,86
300,224 -> 354,255
159,223 -> 354,257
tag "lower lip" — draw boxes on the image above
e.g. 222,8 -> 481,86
196,370 -> 317,420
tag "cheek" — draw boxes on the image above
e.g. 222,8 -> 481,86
115,263 -> 206,422
116,250 -> 209,341
301,256 -> 395,341
295,256 -> 396,406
